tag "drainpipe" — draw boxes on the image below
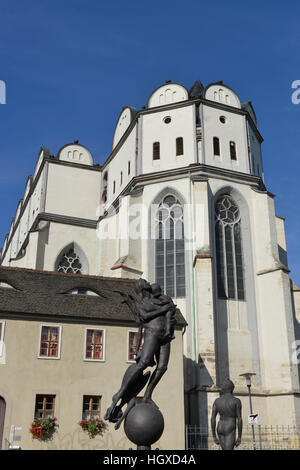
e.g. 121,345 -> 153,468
188,170 -> 197,389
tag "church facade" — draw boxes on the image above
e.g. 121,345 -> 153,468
1,78 -> 300,436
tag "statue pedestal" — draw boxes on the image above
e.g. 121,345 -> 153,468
124,401 -> 164,450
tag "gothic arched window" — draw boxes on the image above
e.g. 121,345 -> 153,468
215,195 -> 245,300
57,246 -> 82,274
154,195 -> 185,298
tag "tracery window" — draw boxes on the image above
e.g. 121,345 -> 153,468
215,195 -> 245,300
57,247 -> 82,274
154,195 -> 185,297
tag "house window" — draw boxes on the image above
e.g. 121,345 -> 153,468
215,195 -> 245,300
176,137 -> 184,156
82,396 -> 101,420
127,330 -> 144,362
213,137 -> 220,156
230,141 -> 237,160
113,180 -> 116,194
120,171 -> 123,186
154,194 -> 185,298
34,395 -> 55,419
85,328 -> 105,361
153,142 -> 160,160
39,325 -> 61,358
128,161 -> 131,175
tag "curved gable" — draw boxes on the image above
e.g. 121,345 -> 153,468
147,82 -> 188,109
112,107 -> 136,150
204,82 -> 241,109
58,143 -> 94,166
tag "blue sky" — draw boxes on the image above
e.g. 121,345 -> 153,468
1,0 -> 300,283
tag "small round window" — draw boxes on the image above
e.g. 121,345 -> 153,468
219,116 -> 227,124
163,116 -> 172,124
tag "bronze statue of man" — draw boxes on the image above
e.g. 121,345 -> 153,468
211,378 -> 242,450
104,278 -> 176,429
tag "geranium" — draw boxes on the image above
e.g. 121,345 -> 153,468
78,417 -> 108,439
29,416 -> 58,440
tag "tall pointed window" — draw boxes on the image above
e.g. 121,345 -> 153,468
215,195 -> 244,300
154,195 -> 185,297
176,137 -> 184,156
153,142 -> 160,160
213,137 -> 220,156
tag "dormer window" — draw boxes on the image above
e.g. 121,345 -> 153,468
153,142 -> 160,161
0,281 -> 14,289
65,288 -> 99,296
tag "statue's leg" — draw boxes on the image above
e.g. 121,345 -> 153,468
104,364 -> 143,421
143,342 -> 170,401
223,430 -> 236,450
105,334 -> 158,422
114,397 -> 136,430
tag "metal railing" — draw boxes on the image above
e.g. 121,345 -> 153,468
186,424 -> 300,450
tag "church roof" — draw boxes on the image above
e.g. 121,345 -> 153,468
0,266 -> 187,327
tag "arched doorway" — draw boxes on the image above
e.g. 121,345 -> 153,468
0,397 -> 6,450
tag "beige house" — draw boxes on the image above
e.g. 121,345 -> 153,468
0,266 -> 186,450
1,77 -> 300,445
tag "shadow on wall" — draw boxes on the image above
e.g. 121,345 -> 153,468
290,280 -> 300,403
183,355 -> 215,450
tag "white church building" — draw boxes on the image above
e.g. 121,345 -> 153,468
1,78 -> 300,430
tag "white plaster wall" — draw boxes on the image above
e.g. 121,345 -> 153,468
45,163 -> 101,221
112,107 -> 133,149
2,167 -> 45,264
202,104 -> 249,173
141,105 -> 197,175
97,213 -> 119,277
104,125 -> 137,209
42,222 -> 98,275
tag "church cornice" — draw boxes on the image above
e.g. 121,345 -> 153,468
98,163 -> 267,223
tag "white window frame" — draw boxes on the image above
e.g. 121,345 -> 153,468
84,327 -> 106,362
127,328 -> 142,363
37,323 -> 62,360
0,320 -> 5,356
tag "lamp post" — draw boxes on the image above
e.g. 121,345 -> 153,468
240,372 -> 256,450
